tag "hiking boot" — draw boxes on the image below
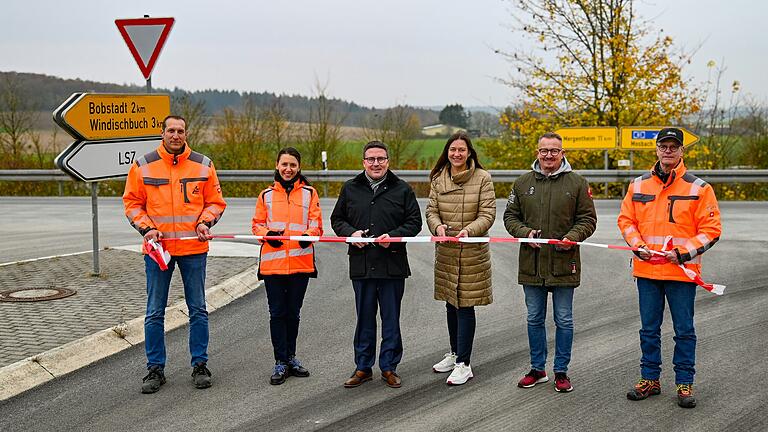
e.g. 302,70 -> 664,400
446,362 -> 473,385
287,356 -> 310,378
192,362 -> 212,389
141,366 -> 166,394
517,369 -> 548,388
627,378 -> 661,401
270,361 -> 288,385
677,384 -> 696,408
554,372 -> 573,392
432,352 -> 457,373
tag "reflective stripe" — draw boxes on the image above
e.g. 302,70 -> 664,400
288,247 -> 314,257
689,178 -> 706,196
263,190 -> 274,221
150,215 -> 199,224
626,236 -> 641,247
309,220 -> 319,229
261,250 -> 287,262
633,176 -> 644,194
622,226 -> 637,237
696,233 -> 711,244
642,236 -> 688,246
301,188 -> 311,226
289,223 -> 307,232
161,230 -> 198,239
268,221 -> 287,231
128,208 -> 142,218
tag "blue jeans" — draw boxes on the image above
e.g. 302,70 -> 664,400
351,278 -> 405,373
636,277 -> 697,384
264,274 -> 310,362
523,285 -> 574,373
446,303 -> 476,365
144,253 -> 209,369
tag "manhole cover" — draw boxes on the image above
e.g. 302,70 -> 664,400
0,287 -> 77,302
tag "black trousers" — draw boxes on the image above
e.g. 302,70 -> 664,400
263,274 -> 310,362
446,303 -> 476,365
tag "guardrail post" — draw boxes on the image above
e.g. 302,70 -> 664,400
58,181 -> 63,197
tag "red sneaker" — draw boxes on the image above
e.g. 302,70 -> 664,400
554,372 -> 573,392
517,369 -> 548,388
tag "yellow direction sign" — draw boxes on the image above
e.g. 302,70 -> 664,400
53,93 -> 170,140
620,126 -> 699,150
554,127 -> 617,149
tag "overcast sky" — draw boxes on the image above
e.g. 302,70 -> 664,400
1,0 -> 764,108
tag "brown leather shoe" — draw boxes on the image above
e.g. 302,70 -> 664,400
381,370 -> 402,388
344,370 -> 373,388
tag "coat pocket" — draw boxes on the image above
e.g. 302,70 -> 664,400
551,248 -> 578,276
519,248 -> 537,276
348,248 -> 366,278
386,248 -> 409,277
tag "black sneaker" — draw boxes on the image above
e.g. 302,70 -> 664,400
677,384 -> 696,408
287,356 -> 310,378
192,362 -> 212,389
271,361 -> 288,385
141,366 -> 166,394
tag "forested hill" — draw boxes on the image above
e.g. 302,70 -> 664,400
0,71 -> 438,127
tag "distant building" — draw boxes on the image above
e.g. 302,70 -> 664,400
421,124 -> 466,137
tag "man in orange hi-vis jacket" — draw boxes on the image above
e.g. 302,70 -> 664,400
123,115 -> 226,394
618,127 -> 721,409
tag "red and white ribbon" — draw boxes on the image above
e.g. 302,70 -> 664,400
144,239 -> 171,271
166,234 -> 725,295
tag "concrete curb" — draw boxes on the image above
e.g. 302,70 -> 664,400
0,264 -> 261,402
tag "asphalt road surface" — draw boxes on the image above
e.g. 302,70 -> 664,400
1,198 -> 766,431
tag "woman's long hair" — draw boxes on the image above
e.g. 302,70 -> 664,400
275,147 -> 310,185
429,132 -> 483,181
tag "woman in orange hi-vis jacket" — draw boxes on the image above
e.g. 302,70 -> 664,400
252,147 -> 323,386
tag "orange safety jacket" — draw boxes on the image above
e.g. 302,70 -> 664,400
123,143 -> 226,256
617,160 -> 721,282
252,177 -> 323,276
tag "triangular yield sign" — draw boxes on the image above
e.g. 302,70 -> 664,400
115,17 -> 175,80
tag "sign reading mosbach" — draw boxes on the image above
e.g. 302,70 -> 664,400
620,126 -> 699,150
53,93 -> 170,140
555,127 -> 617,149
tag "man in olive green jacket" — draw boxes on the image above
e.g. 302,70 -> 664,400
503,132 -> 596,393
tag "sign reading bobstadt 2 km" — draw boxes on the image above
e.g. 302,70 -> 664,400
53,93 -> 170,182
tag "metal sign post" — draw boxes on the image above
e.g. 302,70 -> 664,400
90,183 -> 100,275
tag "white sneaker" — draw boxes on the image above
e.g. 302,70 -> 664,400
432,352 -> 457,373
446,362 -> 473,385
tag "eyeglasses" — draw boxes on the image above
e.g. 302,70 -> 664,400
656,144 -> 682,152
537,148 -> 563,156
364,157 -> 388,164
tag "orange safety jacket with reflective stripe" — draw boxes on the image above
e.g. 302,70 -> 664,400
617,159 -> 721,282
123,143 -> 226,256
252,177 -> 323,277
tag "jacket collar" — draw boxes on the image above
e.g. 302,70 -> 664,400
353,170 -> 400,186
532,156 -> 572,179
271,176 -> 307,193
651,159 -> 687,187
156,142 -> 191,165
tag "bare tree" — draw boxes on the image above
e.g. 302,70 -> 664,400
261,97 -> 291,156
300,80 -> 345,169
214,97 -> 265,169
363,105 -> 422,169
172,92 -> 211,147
0,74 -> 36,168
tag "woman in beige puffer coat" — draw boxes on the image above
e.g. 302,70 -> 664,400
425,132 -> 495,385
